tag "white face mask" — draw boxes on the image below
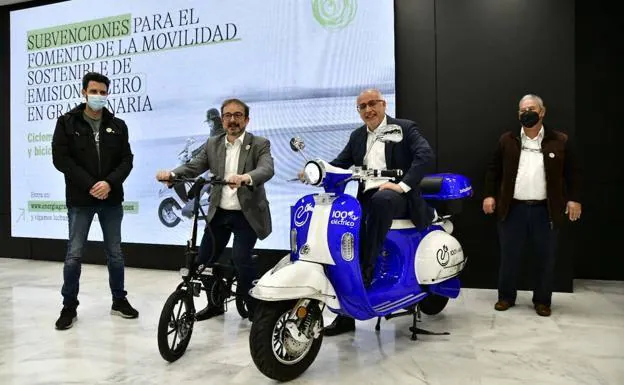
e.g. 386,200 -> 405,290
86,94 -> 107,111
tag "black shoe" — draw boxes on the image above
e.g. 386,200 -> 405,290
324,315 -> 355,336
111,298 -> 139,319
55,307 -> 77,330
195,305 -> 225,321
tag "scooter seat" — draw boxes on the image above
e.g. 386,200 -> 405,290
390,219 -> 415,229
419,176 -> 443,195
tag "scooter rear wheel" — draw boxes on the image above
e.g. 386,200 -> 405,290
157,289 -> 195,362
419,294 -> 449,315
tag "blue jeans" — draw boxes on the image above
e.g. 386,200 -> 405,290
61,204 -> 127,308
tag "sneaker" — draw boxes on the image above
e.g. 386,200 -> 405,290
111,298 -> 139,319
55,307 -> 77,330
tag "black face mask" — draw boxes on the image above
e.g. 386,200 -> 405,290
519,110 -> 540,128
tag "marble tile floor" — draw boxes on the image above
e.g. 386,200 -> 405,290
0,257 -> 622,385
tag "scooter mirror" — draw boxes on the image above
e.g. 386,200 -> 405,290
290,137 -> 305,152
376,124 -> 403,143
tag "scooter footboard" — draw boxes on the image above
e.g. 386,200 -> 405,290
250,256 -> 340,309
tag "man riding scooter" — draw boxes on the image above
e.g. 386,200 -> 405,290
323,88 -> 438,336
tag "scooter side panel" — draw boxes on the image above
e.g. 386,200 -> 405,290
415,230 -> 467,284
427,276 -> 461,299
323,195 -> 377,320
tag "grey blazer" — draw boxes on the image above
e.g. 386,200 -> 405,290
172,132 -> 275,240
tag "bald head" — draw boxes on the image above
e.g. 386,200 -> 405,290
356,88 -> 386,130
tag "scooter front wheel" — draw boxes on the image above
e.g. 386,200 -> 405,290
157,289 -> 195,362
249,300 -> 323,381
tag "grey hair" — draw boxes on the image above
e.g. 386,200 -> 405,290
359,88 -> 384,99
519,94 -> 545,109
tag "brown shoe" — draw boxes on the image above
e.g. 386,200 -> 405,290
534,304 -> 551,317
494,300 -> 515,311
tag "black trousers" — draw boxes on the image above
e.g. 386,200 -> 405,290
497,200 -> 559,306
359,188 -> 409,269
198,208 -> 258,311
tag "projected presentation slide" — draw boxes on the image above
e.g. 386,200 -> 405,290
10,0 -> 396,250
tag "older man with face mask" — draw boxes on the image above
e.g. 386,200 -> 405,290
483,94 -> 582,317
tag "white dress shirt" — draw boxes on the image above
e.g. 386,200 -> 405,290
363,117 -> 387,191
363,116 -> 411,193
513,126 -> 547,200
220,132 -> 246,210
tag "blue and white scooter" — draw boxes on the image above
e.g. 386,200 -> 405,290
248,125 -> 473,381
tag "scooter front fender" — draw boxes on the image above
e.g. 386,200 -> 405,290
250,257 -> 340,309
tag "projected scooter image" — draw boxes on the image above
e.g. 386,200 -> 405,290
157,137 -> 211,227
157,108 -> 224,228
247,125 -> 473,381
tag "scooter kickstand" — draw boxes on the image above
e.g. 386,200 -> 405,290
408,304 -> 450,341
375,317 -> 381,331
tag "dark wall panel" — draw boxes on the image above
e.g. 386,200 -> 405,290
435,0 -> 576,291
0,214 -> 31,259
574,1 -> 624,280
395,0 -> 437,162
0,6 -> 8,217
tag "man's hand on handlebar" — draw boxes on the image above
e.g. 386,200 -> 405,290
155,170 -> 174,186
378,182 -> 404,193
227,174 -> 252,189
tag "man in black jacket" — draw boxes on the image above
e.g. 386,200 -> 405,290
52,72 -> 138,330
324,88 -> 436,335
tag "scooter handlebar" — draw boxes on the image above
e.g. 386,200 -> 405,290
378,169 -> 403,178
352,167 -> 404,180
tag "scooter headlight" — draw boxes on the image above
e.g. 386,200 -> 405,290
303,161 -> 324,186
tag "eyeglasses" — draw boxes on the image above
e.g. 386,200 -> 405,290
222,112 -> 245,120
357,99 -> 384,112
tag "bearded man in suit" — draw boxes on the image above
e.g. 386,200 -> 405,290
156,98 -> 274,321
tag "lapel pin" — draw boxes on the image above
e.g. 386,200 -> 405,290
106,127 -> 113,133
549,152 -> 555,158
245,144 -> 251,151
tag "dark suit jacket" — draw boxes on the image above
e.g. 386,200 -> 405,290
330,116 -> 435,229
172,132 -> 274,239
483,126 -> 582,227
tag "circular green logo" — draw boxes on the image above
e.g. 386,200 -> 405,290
312,0 -> 357,30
